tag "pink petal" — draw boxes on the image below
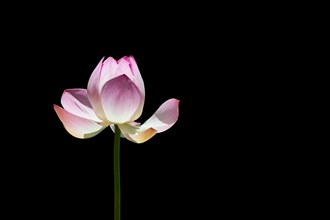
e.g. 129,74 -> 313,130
54,105 -> 105,139
116,57 -> 134,80
140,98 -> 180,132
101,75 -> 142,124
61,89 -> 102,122
127,56 -> 145,96
87,57 -> 107,120
99,57 -> 118,90
127,56 -> 145,120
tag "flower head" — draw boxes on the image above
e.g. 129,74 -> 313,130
54,56 -> 179,143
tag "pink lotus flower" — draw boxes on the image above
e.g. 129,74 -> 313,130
54,56 -> 179,143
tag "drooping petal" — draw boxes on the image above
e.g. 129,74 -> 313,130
99,57 -> 118,90
117,122 -> 156,143
101,75 -> 142,124
124,128 -> 157,144
127,56 -> 145,120
61,89 -> 102,122
54,105 -> 105,139
116,99 -> 179,143
140,98 -> 180,132
87,57 -> 106,120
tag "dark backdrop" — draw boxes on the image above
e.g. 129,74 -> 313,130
2,4 -> 294,219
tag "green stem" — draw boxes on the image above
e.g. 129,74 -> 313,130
114,125 -> 121,220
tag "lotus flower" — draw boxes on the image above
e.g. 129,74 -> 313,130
54,56 -> 179,143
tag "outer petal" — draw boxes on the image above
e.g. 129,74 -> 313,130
54,105 -> 105,139
140,98 -> 180,132
87,57 -> 107,120
117,123 -> 156,143
127,56 -> 145,120
124,128 -> 157,144
101,75 -> 142,124
118,99 -> 179,144
61,89 -> 102,122
127,56 -> 145,96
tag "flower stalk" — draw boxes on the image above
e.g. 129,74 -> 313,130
114,125 -> 121,220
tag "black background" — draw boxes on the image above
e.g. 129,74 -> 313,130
1,4 -> 301,219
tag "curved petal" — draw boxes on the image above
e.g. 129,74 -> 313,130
99,57 -> 118,90
113,99 -> 179,143
61,89 -> 102,122
127,56 -> 145,120
124,128 -> 157,144
54,105 -> 105,139
127,56 -> 145,96
140,98 -> 180,132
116,123 -> 155,143
101,75 -> 142,124
87,57 -> 107,120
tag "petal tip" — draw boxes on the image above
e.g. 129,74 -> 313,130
53,104 -> 62,112
128,55 -> 136,61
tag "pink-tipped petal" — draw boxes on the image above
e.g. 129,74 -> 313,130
140,98 -> 180,132
61,89 -> 102,122
99,57 -> 118,89
117,99 -> 179,143
127,56 -> 145,120
116,57 -> 134,80
101,75 -> 142,124
87,57 -> 106,120
127,56 -> 145,96
54,105 -> 105,139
